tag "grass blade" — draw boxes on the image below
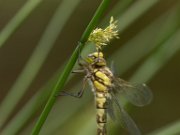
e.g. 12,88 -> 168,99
148,120 -> 180,135
118,0 -> 158,32
0,0 -> 80,130
0,0 -> 43,47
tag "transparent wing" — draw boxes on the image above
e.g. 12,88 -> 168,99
107,92 -> 141,135
113,77 -> 153,107
107,97 -> 116,122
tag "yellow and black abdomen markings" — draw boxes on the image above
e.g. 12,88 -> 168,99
92,69 -> 112,135
96,92 -> 108,135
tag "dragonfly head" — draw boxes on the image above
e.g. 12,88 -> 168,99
86,52 -> 106,67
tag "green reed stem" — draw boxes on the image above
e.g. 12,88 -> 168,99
0,0 -> 80,131
148,119 -> 180,135
0,0 -> 43,47
31,0 -> 110,134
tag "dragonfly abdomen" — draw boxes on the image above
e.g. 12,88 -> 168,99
96,92 -> 108,135
91,67 -> 112,135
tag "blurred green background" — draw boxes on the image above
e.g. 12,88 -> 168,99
0,0 -> 179,135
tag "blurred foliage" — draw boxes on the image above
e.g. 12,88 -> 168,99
0,0 -> 179,135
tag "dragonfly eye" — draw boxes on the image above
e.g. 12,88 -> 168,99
87,52 -> 106,66
88,52 -> 104,58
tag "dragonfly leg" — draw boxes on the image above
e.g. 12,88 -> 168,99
77,55 -> 84,66
72,69 -> 84,73
56,77 -> 87,98
77,42 -> 87,67
72,47 -> 85,73
59,90 -> 83,98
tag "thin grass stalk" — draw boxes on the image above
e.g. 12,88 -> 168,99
123,29 -> 180,135
131,31 -> 180,80
130,29 -> 180,135
130,3 -> 180,83
58,105 -> 96,135
130,29 -> 180,82
102,0 -> 134,24
81,0 -> 159,57
0,0 -> 81,130
0,0 -> 44,128
118,0 -> 158,32
0,0 -> 43,47
148,119 -> 180,135
31,0 -> 110,134
0,67 -> 61,135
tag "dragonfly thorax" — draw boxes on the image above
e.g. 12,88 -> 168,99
86,52 -> 107,67
83,52 -> 114,93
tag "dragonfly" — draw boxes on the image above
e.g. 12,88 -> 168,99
61,51 -> 153,135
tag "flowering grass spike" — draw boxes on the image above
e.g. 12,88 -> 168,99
88,17 -> 119,50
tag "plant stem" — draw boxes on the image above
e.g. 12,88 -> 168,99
0,0 -> 43,47
31,0 -> 110,134
148,120 -> 180,135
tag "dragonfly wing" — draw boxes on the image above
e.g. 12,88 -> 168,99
113,78 -> 153,107
108,92 -> 141,135
107,97 -> 116,122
